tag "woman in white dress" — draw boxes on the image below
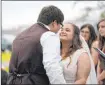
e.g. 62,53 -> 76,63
59,22 -> 98,84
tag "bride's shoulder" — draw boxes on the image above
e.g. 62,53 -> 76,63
75,48 -> 87,54
91,40 -> 99,48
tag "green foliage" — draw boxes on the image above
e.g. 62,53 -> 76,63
100,10 -> 105,19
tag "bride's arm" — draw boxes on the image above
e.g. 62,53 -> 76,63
74,52 -> 91,84
91,41 -> 99,67
97,60 -> 101,78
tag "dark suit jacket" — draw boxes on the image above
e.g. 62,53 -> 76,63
7,23 -> 50,85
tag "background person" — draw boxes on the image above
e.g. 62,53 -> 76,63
80,24 -> 98,68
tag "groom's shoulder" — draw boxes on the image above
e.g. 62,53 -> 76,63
41,31 -> 56,39
40,31 -> 58,44
43,31 -> 56,36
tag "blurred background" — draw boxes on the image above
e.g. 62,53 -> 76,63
1,1 -> 105,72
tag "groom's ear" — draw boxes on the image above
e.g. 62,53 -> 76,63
51,20 -> 57,27
60,22 -> 63,28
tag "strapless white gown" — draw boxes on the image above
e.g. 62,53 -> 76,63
60,48 -> 98,84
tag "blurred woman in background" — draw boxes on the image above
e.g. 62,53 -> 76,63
97,19 -> 105,84
80,24 -> 99,68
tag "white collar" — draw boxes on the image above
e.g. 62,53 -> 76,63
37,22 -> 50,30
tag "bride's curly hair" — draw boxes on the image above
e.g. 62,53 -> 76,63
60,23 -> 82,60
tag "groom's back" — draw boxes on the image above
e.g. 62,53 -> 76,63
7,23 -> 50,84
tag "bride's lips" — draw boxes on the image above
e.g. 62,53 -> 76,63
100,31 -> 104,34
60,33 -> 67,36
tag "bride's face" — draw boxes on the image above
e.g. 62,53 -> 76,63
59,24 -> 74,42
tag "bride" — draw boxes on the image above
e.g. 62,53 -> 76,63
59,22 -> 97,84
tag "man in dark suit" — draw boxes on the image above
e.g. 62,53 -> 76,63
7,5 -> 67,84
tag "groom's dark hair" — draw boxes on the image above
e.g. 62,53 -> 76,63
37,5 -> 64,25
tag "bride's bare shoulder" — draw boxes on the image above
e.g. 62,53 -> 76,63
92,40 -> 99,48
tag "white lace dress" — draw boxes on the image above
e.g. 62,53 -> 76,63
60,48 -> 87,83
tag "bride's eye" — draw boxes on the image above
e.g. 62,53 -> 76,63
65,28 -> 70,32
66,29 -> 70,32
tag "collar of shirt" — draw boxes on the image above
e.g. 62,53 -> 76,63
37,22 -> 50,30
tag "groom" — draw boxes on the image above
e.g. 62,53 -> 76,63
7,5 -> 67,84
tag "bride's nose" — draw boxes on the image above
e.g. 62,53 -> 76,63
61,30 -> 66,34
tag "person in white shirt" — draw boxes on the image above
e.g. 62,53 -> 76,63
7,5 -> 67,85
38,5 -> 67,84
